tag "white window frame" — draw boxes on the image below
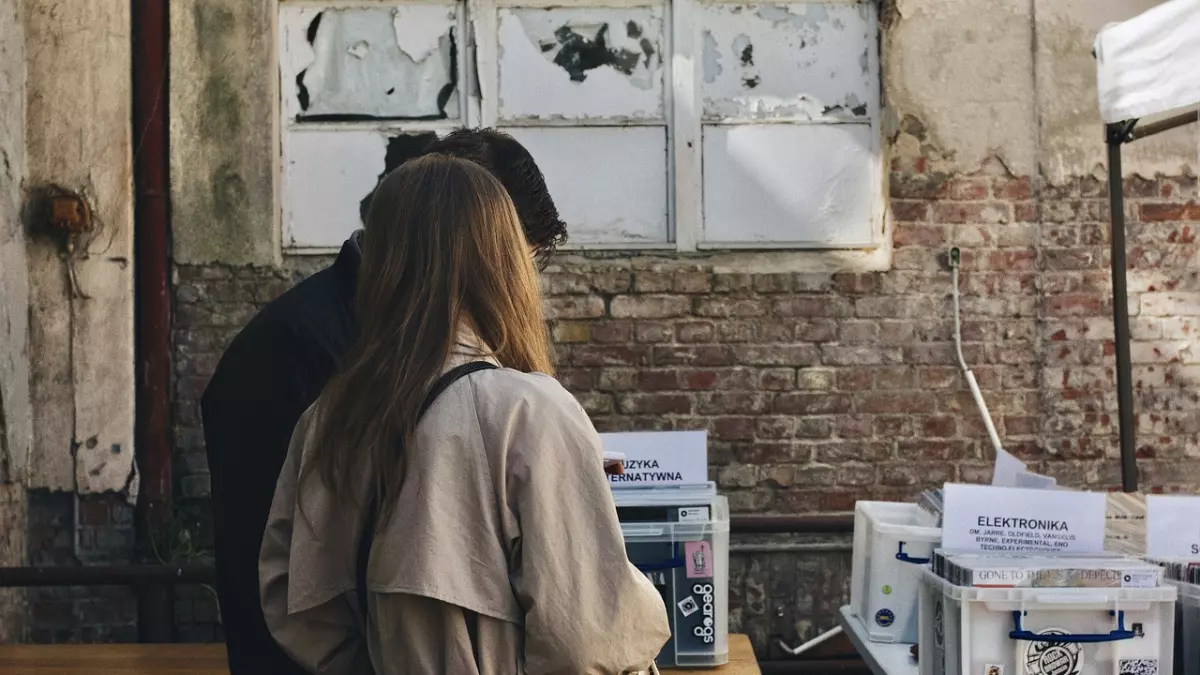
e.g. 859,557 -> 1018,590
277,0 -> 883,255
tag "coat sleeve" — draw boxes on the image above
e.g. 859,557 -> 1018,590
500,381 -> 671,675
259,410 -> 374,675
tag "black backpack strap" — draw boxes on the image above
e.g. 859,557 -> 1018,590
355,361 -> 498,620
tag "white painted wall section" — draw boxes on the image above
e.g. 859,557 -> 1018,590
504,126 -> 669,244
498,7 -> 665,121
279,4 -> 460,121
702,124 -> 876,246
700,2 -> 877,121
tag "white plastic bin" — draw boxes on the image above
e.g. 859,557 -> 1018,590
851,500 -> 942,643
615,485 -> 730,668
1169,579 -> 1200,675
920,568 -> 1176,675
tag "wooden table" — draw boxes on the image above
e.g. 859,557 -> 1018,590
0,634 -> 761,674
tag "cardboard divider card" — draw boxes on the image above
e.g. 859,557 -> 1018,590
941,484 -> 1107,554
1146,495 -> 1200,558
1106,492 -> 1147,556
599,431 -> 708,487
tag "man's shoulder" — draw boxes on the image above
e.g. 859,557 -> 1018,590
230,267 -> 343,350
202,266 -> 350,402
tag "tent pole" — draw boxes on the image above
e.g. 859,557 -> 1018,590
1106,122 -> 1138,493
1129,110 -> 1200,141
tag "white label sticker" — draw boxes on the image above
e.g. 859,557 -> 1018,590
677,595 -> 699,617
1122,570 -> 1159,588
678,507 -> 710,522
1120,659 -> 1158,675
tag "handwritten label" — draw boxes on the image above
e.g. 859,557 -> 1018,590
600,431 -> 708,487
1146,495 -> 1200,558
942,484 -> 1107,553
1105,492 -> 1147,556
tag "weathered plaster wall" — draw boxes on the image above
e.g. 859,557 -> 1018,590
24,0 -> 135,494
0,0 -> 29,643
1,0 -> 30,484
171,0 -> 278,266
885,0 -> 1196,181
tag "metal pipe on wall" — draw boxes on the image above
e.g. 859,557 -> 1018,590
730,514 -> 854,534
132,0 -> 173,644
132,0 -> 172,524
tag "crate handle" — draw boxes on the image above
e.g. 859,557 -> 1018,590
636,557 -> 685,572
895,541 -> 931,565
1008,610 -> 1137,644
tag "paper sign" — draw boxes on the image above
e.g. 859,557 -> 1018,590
992,447 -> 1026,487
1147,495 -> 1200,558
1014,471 -> 1058,490
600,431 -> 708,487
942,483 -> 1107,554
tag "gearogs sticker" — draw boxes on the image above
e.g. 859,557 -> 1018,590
691,583 -> 716,644
1023,629 -> 1083,675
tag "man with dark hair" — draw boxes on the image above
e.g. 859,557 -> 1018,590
201,128 -> 566,675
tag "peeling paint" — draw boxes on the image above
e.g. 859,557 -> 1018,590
502,126 -> 668,244
498,7 -> 664,121
702,32 -> 722,84
280,5 -> 459,121
700,2 -> 876,121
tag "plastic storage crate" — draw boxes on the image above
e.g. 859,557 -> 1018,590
850,500 -> 942,643
615,484 -> 730,669
1167,578 -> 1200,675
920,568 -> 1176,675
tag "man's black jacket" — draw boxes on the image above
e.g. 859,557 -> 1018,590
201,234 -> 361,675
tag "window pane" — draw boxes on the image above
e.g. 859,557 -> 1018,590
503,126 -> 669,244
498,7 -> 665,122
283,129 -> 442,248
702,124 -> 877,246
699,2 -> 876,121
279,4 -> 460,122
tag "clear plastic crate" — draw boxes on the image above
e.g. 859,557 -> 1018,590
851,500 -> 942,644
920,567 -> 1176,675
615,484 -> 730,668
1167,578 -> 1200,675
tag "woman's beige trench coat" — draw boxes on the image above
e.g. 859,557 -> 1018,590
260,355 -> 671,675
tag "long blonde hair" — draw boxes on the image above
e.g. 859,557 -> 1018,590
303,154 -> 554,522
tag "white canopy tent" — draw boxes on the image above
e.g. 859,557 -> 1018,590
1094,0 -> 1200,492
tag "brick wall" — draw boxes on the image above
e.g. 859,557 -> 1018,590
26,158 -> 1200,648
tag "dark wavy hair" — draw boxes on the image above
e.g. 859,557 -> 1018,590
362,128 -> 568,264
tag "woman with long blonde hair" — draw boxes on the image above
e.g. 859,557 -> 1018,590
259,154 -> 669,674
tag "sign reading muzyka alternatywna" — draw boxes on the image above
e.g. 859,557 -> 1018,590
941,483 -> 1107,554
599,431 -> 708,487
